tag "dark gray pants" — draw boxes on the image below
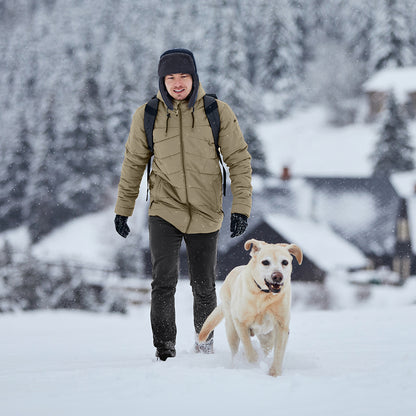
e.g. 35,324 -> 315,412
148,216 -> 218,349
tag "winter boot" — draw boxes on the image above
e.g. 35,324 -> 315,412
194,333 -> 214,354
155,341 -> 176,361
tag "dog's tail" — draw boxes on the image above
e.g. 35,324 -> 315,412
198,304 -> 224,343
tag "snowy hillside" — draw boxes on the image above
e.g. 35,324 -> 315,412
1,280 -> 415,416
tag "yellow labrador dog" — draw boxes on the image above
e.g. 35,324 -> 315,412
199,239 -> 302,377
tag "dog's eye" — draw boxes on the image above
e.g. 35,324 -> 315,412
282,260 -> 289,266
262,260 -> 270,266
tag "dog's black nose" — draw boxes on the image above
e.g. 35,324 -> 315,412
271,272 -> 283,283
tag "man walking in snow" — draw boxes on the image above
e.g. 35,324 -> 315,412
114,48 -> 252,361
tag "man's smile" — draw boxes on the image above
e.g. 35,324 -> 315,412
164,73 -> 193,100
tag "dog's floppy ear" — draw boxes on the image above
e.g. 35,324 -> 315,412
244,239 -> 262,256
288,244 -> 303,265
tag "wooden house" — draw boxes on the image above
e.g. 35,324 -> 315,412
363,66 -> 416,120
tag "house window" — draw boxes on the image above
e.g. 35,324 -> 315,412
397,219 -> 410,242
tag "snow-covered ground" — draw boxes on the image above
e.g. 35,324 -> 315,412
1,280 -> 415,416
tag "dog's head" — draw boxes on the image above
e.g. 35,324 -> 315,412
244,239 -> 303,294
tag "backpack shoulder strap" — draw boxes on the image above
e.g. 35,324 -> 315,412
144,96 -> 159,153
203,94 -> 226,196
203,94 -> 220,151
143,96 -> 158,201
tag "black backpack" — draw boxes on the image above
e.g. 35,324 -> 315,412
143,94 -> 226,199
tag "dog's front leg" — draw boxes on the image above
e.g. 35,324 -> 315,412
269,323 -> 289,377
234,320 -> 258,363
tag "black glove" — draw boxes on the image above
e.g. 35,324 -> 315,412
230,213 -> 248,238
114,215 -> 130,238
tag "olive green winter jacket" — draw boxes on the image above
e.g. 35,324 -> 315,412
115,84 -> 252,234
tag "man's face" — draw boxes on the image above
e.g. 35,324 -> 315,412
164,73 -> 193,101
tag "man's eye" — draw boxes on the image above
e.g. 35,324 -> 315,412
262,260 -> 270,266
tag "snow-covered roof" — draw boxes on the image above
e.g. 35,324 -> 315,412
265,213 -> 368,271
242,176 -> 400,259
303,177 -> 400,256
363,66 -> 416,103
390,170 -> 416,199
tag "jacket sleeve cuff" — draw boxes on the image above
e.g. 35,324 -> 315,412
114,203 -> 134,217
231,203 -> 251,218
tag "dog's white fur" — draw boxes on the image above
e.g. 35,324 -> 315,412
199,239 -> 302,377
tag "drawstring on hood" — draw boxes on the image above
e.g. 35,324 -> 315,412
165,112 -> 170,133
164,103 -> 195,135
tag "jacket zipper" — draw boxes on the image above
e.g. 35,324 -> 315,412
178,105 -> 192,233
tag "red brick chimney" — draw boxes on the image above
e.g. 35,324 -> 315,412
281,166 -> 291,181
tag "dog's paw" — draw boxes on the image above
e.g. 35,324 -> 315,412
268,366 -> 282,377
246,349 -> 258,363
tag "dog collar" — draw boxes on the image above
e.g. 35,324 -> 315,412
253,279 -> 270,293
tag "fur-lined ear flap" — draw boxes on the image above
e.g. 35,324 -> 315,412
288,244 -> 303,265
244,239 -> 262,256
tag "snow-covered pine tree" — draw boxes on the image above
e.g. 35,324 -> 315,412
27,96 -> 68,242
244,125 -> 268,177
372,92 -> 414,176
138,48 -> 160,103
289,0 -> 310,73
61,56 -> 112,218
0,240 -> 13,267
101,38 -> 139,182
216,1 -> 267,176
0,113 -> 32,232
199,0 -> 223,93
216,1 -> 253,119
255,0 -> 303,118
409,0 -> 416,57
240,0 -> 264,86
317,40 -> 363,126
368,0 -> 415,73
346,0 -> 374,72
